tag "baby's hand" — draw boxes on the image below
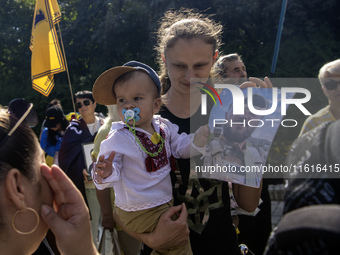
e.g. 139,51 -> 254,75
94,151 -> 115,183
193,125 -> 210,148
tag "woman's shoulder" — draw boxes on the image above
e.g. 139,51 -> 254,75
158,105 -> 172,118
158,105 -> 189,125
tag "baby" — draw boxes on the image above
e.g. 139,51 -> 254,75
92,61 -> 208,255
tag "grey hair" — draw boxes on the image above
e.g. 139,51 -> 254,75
213,53 -> 243,78
318,59 -> 340,86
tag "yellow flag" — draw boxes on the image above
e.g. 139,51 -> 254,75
30,0 -> 65,96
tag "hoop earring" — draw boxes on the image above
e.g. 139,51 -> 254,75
12,207 -> 39,235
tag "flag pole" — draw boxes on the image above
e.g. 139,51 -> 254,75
57,23 -> 76,114
270,0 -> 288,77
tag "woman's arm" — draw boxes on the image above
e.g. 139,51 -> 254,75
113,203 -> 190,250
96,188 -> 115,231
233,180 -> 263,212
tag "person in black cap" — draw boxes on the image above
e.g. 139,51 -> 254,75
40,106 -> 68,167
92,60 -> 209,255
39,99 -> 63,140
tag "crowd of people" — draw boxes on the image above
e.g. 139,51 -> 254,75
0,7 -> 339,255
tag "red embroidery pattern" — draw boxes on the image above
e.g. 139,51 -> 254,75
135,128 -> 168,171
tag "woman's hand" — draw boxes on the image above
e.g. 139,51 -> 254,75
113,203 -> 190,250
147,203 -> 190,250
40,164 -> 99,255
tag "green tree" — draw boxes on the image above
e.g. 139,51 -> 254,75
0,0 -> 35,104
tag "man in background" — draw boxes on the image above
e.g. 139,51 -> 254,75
59,90 -> 104,250
212,53 -> 272,255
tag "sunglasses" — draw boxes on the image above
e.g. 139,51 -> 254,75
324,80 -> 340,90
0,99 -> 38,148
76,99 -> 91,109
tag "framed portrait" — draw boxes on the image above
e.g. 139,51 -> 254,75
202,87 -> 294,187
82,142 -> 94,180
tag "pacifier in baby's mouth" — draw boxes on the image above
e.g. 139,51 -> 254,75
122,107 -> 140,122
122,106 -> 165,157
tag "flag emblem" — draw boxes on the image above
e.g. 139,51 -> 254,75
30,0 -> 65,96
34,10 -> 46,27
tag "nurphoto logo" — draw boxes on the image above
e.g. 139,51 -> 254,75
201,84 -> 311,117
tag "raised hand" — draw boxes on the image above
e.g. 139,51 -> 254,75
94,151 -> 116,183
40,164 -> 99,255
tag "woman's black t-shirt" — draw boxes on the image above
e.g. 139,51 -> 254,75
158,103 -> 239,255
